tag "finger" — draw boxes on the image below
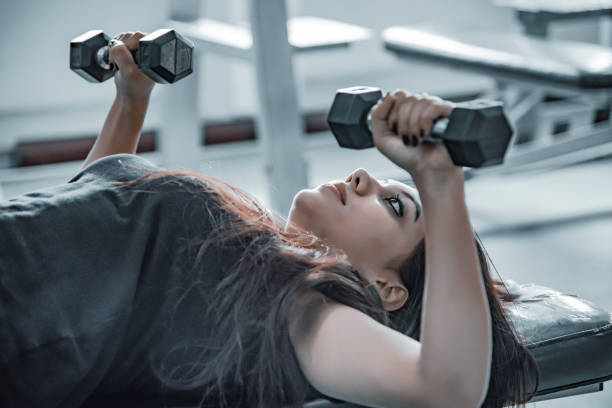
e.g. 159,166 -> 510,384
109,32 -> 127,65
387,91 -> 409,134
123,31 -> 146,52
109,40 -> 137,75
396,95 -> 419,138
439,100 -> 454,117
408,99 -> 431,138
391,89 -> 408,100
421,102 -> 455,136
370,92 -> 395,122
401,134 -> 414,147
387,102 -> 399,135
371,94 -> 395,138
419,103 -> 440,136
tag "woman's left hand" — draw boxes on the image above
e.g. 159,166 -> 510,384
370,90 -> 461,185
108,31 -> 155,101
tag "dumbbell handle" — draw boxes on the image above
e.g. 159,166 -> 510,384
328,86 -> 512,167
97,44 -> 139,71
365,105 -> 449,143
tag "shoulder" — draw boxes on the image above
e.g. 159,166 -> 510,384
288,293 -> 435,408
69,154 -> 161,184
68,154 -> 215,204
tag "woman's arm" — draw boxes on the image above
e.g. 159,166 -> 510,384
81,95 -> 149,169
291,94 -> 492,407
291,184 -> 490,408
371,91 -> 492,405
80,32 -> 155,170
290,179 -> 491,408
290,295 -> 480,408
415,171 -> 492,405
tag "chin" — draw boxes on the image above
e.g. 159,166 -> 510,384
288,189 -> 323,232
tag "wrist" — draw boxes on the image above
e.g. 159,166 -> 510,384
413,168 -> 464,199
115,92 -> 151,106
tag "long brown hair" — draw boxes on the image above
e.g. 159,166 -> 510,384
116,166 -> 539,407
388,237 -> 540,407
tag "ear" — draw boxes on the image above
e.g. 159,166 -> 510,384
376,280 -> 409,311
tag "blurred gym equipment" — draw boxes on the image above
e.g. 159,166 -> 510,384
327,86 -> 512,168
382,21 -> 612,177
164,0 -> 371,215
494,0 -> 612,40
70,29 -> 194,84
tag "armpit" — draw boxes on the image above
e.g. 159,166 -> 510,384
288,290 -> 336,349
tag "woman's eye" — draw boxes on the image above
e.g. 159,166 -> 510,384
384,195 -> 403,217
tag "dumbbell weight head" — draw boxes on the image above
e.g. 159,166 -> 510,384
70,30 -> 115,82
70,29 -> 194,84
327,86 -> 381,149
327,86 -> 513,168
138,29 -> 194,84
443,100 -> 513,167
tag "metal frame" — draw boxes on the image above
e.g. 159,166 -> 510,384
494,0 -> 612,39
248,0 -> 307,215
467,81 -> 612,178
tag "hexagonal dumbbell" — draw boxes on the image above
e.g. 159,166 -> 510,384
327,86 -> 513,168
70,29 -> 194,84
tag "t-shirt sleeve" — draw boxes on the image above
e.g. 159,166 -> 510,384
0,154 -> 222,407
68,153 -> 163,184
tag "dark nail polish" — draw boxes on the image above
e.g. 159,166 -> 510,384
392,124 -> 398,134
402,135 -> 410,145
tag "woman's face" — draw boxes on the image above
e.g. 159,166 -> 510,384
287,168 -> 425,310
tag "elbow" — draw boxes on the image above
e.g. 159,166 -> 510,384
423,378 -> 486,408
453,388 -> 485,408
425,391 -> 483,408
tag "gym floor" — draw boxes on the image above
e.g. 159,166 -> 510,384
467,159 -> 612,407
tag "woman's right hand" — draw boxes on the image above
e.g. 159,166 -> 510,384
108,32 -> 155,101
370,90 -> 462,187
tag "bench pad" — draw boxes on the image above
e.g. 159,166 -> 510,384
304,279 -> 612,406
383,26 -> 612,89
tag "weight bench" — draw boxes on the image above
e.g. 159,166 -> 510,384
169,16 -> 371,59
494,0 -> 612,38
304,280 -> 612,406
381,25 -> 612,175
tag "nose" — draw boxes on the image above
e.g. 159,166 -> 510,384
347,168 -> 376,196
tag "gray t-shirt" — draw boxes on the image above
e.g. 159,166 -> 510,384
0,154 -> 255,407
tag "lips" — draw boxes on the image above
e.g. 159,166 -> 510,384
331,183 -> 347,205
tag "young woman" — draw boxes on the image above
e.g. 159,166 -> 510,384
0,32 -> 538,407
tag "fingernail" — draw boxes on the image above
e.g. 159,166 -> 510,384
109,39 -> 119,48
402,135 -> 410,145
385,91 -> 390,99
391,124 -> 398,134
412,137 -> 418,147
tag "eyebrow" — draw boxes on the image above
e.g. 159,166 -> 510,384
400,191 -> 421,222
382,179 -> 421,222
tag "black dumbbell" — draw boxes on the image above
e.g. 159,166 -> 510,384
327,86 -> 513,168
70,29 -> 194,84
